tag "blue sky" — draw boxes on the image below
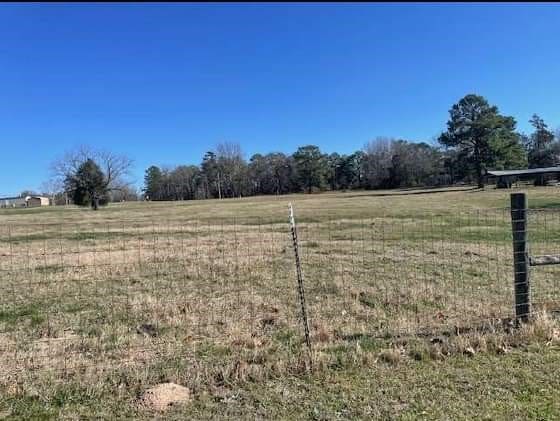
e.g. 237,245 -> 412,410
1,3 -> 559,194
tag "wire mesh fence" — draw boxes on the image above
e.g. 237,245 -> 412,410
0,217 -> 299,382
295,209 -> 516,339
1,198 -> 559,385
527,208 -> 560,315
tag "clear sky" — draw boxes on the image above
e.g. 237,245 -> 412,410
1,3 -> 559,195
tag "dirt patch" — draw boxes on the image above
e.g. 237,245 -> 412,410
140,382 -> 192,412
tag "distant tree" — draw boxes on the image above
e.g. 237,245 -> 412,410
486,132 -> 527,171
51,145 -> 133,206
215,142 -> 249,198
110,185 -> 139,202
64,159 -> 108,210
201,151 -> 221,199
293,145 -> 328,193
326,153 -> 342,190
438,94 -> 524,188
362,137 -> 394,189
442,148 -> 469,184
248,153 -> 272,195
269,153 -> 295,195
529,114 -> 555,152
324,152 -> 362,191
168,165 -> 201,200
526,114 -> 558,170
143,165 -> 164,200
389,141 -> 443,188
362,138 -> 444,189
347,151 -> 366,189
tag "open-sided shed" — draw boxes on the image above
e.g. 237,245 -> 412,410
486,167 -> 560,188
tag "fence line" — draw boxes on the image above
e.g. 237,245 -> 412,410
1,199 -> 559,383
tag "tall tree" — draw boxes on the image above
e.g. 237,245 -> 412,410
326,153 -> 342,190
269,153 -> 295,195
248,153 -> 271,195
201,151 -> 222,199
362,137 -> 394,189
526,114 -> 558,170
346,151 -> 366,189
168,165 -> 201,200
215,142 -> 248,198
293,145 -> 328,193
438,94 -> 523,188
143,166 -> 164,200
389,141 -> 443,188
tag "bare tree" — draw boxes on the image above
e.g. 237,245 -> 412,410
50,145 -> 134,205
215,142 -> 248,198
362,137 -> 395,189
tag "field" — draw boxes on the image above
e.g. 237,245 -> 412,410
2,186 -> 560,419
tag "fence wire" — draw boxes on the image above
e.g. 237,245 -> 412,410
296,209 -> 515,339
0,217 -> 298,382
0,204 -> 558,385
527,209 -> 560,315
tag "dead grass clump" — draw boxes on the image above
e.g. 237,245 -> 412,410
312,323 -> 332,344
515,313 -> 560,345
377,348 -> 403,365
453,334 -> 482,356
220,359 -> 265,384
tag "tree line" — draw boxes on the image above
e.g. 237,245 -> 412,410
35,93 -> 559,209
143,94 -> 560,201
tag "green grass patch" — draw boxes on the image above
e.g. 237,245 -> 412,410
0,303 -> 46,329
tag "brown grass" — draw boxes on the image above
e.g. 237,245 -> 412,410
1,186 -> 560,413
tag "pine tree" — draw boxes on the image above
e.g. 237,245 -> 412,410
143,166 -> 164,200
439,94 -> 526,188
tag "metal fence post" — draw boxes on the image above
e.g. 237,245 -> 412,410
510,193 -> 530,322
288,203 -> 313,370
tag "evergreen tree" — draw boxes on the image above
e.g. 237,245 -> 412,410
527,114 -> 558,169
439,94 -> 525,188
293,145 -> 328,193
143,166 -> 164,200
201,151 -> 221,199
64,159 -> 108,210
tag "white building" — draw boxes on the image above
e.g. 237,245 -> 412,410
0,196 -> 51,208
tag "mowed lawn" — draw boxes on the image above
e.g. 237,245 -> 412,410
2,186 -> 560,419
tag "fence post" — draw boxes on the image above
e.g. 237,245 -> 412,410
288,203 -> 313,370
510,192 -> 530,322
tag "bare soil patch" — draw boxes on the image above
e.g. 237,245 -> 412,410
139,382 -> 192,412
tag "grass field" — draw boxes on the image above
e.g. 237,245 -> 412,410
2,186 -> 560,419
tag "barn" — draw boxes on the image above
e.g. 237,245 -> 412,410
486,167 -> 560,188
27,196 -> 50,207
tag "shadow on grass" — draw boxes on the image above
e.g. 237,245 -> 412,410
342,186 -> 481,199
530,202 -> 560,210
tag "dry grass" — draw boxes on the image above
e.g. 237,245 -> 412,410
2,186 -> 560,418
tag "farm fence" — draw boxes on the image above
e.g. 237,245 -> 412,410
0,193 -> 558,383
